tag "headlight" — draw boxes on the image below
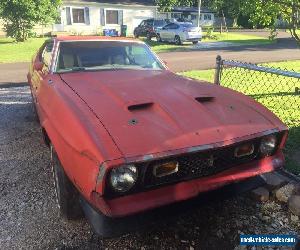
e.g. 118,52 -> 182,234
259,134 -> 277,156
109,165 -> 138,192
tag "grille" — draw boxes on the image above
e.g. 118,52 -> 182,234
142,140 -> 260,188
104,135 -> 282,199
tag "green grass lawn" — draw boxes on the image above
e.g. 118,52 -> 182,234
145,32 -> 273,53
0,37 -> 47,63
180,60 -> 300,175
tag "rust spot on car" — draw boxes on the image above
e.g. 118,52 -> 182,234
96,162 -> 108,186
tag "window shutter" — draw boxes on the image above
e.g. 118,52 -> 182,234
100,8 -> 105,26
85,7 -> 90,25
66,7 -> 71,25
118,10 -> 123,25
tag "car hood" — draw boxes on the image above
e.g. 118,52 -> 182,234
59,70 -> 281,158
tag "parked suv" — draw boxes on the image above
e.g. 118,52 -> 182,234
134,18 -> 170,40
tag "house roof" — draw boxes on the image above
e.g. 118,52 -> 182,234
172,6 -> 215,13
64,0 -> 156,6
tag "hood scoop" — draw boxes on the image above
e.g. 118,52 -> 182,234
128,102 -> 154,112
195,96 -> 215,103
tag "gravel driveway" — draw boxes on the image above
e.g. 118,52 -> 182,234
0,86 -> 299,250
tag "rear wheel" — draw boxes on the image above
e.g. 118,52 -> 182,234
50,144 -> 83,220
174,35 -> 182,45
192,41 -> 199,44
156,34 -> 162,42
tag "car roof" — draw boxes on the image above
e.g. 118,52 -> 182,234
54,36 -> 142,43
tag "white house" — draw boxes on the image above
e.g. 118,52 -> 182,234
53,0 -> 158,36
158,7 -> 215,27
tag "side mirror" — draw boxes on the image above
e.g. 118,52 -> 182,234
34,61 -> 44,71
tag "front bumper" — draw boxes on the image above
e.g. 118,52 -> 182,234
90,152 -> 284,218
81,174 -> 267,237
182,33 -> 202,42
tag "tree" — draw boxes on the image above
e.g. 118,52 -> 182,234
0,0 -> 61,42
36,0 -> 62,36
243,0 -> 300,44
155,0 -> 195,12
204,0 -> 245,27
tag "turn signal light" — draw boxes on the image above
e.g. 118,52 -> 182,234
153,161 -> 179,178
234,143 -> 254,158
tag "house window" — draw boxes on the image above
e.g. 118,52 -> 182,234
106,10 -> 118,24
204,14 -> 212,20
171,13 -> 181,19
72,8 -> 85,23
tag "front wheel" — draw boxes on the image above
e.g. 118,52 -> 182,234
50,144 -> 83,220
146,33 -> 152,40
192,41 -> 199,44
174,35 -> 182,45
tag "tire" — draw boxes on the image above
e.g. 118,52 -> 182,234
146,32 -> 152,40
50,144 -> 83,220
156,34 -> 162,42
174,35 -> 182,45
192,41 -> 199,44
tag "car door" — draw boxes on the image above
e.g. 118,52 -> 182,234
143,19 -> 153,37
30,41 -> 54,111
159,23 -> 173,41
169,23 -> 180,41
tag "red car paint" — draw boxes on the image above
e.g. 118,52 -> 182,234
28,36 -> 288,218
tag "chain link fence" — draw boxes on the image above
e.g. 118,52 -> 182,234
214,56 -> 300,127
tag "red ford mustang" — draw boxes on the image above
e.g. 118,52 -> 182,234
28,36 -> 288,236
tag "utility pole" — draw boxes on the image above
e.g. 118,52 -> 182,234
197,0 -> 202,28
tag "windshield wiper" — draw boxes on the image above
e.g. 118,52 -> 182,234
70,67 -> 86,72
58,67 -> 86,73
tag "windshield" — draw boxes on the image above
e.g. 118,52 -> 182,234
154,20 -> 166,27
56,41 -> 164,73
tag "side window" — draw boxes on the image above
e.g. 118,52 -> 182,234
163,23 -> 172,29
126,46 -> 157,68
204,14 -> 212,20
140,21 -> 145,26
169,23 -> 178,29
42,42 -> 54,67
145,19 -> 153,26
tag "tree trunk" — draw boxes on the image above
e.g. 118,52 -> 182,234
289,3 -> 300,46
233,17 -> 238,28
